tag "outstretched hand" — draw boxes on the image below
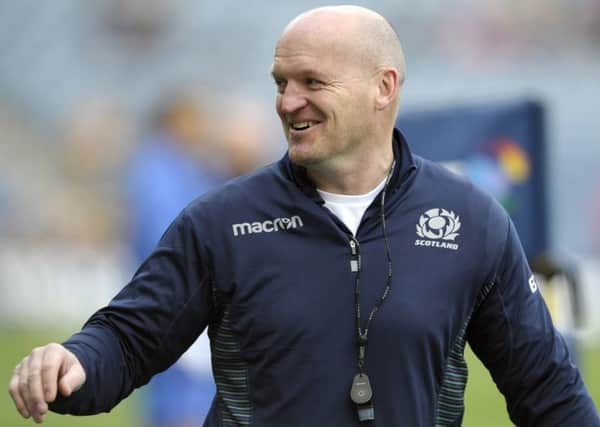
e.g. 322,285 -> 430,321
8,343 -> 86,423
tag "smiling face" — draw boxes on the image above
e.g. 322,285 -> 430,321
271,16 -> 378,169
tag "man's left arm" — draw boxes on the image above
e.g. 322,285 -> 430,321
467,218 -> 599,426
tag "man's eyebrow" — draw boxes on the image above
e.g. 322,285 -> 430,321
271,68 -> 327,80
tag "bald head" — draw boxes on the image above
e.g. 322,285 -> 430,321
272,6 -> 406,178
279,6 -> 406,85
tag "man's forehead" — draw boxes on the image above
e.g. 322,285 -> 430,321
277,32 -> 344,53
272,11 -> 371,78
272,42 -> 349,78
274,29 -> 351,66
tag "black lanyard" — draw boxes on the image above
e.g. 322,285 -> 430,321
349,161 -> 396,422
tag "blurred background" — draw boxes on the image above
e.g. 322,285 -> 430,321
0,0 -> 598,426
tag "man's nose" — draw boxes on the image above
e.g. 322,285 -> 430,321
279,85 -> 308,114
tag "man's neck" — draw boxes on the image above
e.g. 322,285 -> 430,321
307,145 -> 394,195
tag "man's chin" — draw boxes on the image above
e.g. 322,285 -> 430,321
287,147 -> 322,167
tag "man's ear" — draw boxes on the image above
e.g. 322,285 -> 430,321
374,68 -> 399,111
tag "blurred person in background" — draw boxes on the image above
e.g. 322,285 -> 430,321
126,89 -> 224,427
125,89 -> 272,427
8,5 -> 600,427
126,89 -> 224,261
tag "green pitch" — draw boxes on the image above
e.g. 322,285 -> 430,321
1,328 -> 598,426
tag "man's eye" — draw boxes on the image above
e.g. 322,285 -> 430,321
275,79 -> 287,93
306,78 -> 323,87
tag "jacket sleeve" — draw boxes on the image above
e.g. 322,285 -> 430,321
467,216 -> 599,426
49,208 -> 216,415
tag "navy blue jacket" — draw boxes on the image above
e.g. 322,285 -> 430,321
51,130 -> 599,426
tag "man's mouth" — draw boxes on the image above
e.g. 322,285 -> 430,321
289,121 -> 318,131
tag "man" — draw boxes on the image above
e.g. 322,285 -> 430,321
9,6 -> 600,426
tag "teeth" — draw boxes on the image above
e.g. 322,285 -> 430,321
291,121 -> 313,130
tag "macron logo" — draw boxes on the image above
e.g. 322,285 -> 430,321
232,215 -> 304,237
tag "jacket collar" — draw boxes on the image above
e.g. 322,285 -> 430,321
283,128 -> 417,202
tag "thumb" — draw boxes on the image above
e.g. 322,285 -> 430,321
57,361 -> 86,397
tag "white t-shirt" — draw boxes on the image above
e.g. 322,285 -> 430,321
317,177 -> 387,236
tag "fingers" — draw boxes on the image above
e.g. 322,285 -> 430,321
25,347 -> 49,422
8,343 -> 77,423
40,345 -> 63,402
9,361 -> 30,419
